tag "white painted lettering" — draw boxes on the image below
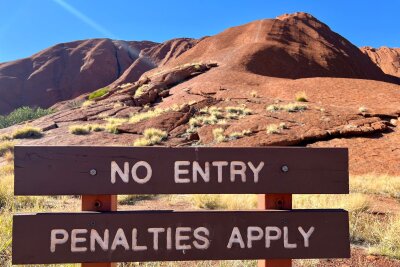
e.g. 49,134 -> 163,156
50,229 -> 69,253
90,229 -> 109,252
212,161 -> 228,183
265,227 -> 282,248
174,161 -> 191,183
230,161 -> 247,182
227,227 -> 245,248
283,226 -> 297,249
193,161 -> 210,183
247,226 -> 263,248
71,229 -> 88,252
247,161 -> 264,183
111,228 -> 129,251
148,228 -> 165,250
298,226 -> 315,248
175,227 -> 191,250
111,161 -> 129,184
131,161 -> 152,184
193,227 -> 210,250
132,228 -> 147,251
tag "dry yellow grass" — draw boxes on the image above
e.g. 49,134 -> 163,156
12,126 -> 43,139
350,174 -> 400,199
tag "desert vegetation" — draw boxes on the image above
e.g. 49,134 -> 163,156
0,106 -> 53,129
295,91 -> 308,102
0,139 -> 399,266
88,87 -> 109,100
11,126 -> 43,139
133,128 -> 168,146
266,103 -> 307,112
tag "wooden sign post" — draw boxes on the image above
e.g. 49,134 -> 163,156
258,194 -> 292,267
81,195 -> 117,267
12,146 -> 350,266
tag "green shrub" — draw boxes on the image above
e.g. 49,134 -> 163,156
0,107 -> 53,129
88,87 -> 109,100
12,126 -> 43,139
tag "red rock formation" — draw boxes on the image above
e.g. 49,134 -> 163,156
0,38 -> 196,114
162,12 -> 393,82
361,46 -> 400,78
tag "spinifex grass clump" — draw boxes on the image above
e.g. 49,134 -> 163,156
12,126 -> 43,139
266,103 -> 307,113
133,128 -> 168,146
0,106 -> 53,129
295,91 -> 308,102
0,141 -> 14,156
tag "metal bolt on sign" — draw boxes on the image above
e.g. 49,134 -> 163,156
90,169 -> 97,176
281,165 -> 289,172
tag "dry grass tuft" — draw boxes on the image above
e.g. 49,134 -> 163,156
68,125 -> 91,135
213,128 -> 226,143
0,141 -> 14,157
12,126 -> 43,139
133,128 -> 168,146
191,194 -> 257,210
350,174 -> 400,199
295,91 -> 308,102
266,103 -> 307,113
266,124 -> 280,134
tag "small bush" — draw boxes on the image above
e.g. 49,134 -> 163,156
282,103 -> 307,112
12,126 -> 43,139
0,141 -> 14,156
134,85 -> 150,98
295,91 -> 308,102
229,129 -> 252,140
133,128 -> 168,146
213,128 -> 226,143
88,87 -> 109,100
89,124 -> 105,132
129,108 -> 166,124
0,106 -> 53,129
225,106 -> 252,116
250,91 -> 258,98
359,106 -> 368,113
82,100 -> 94,107
3,151 -> 13,163
266,104 -> 280,112
68,125 -> 90,135
266,103 -> 307,112
0,134 -> 12,141
279,122 -> 288,129
266,124 -> 280,134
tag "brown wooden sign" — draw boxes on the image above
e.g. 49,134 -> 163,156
12,210 -> 350,264
14,146 -> 348,195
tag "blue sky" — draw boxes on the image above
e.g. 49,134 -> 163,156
0,0 -> 399,63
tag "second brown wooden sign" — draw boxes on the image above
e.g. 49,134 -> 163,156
14,146 -> 348,195
13,210 -> 350,264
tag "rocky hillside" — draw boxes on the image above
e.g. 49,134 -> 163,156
0,12 -> 399,176
0,38 -> 196,114
361,46 -> 400,78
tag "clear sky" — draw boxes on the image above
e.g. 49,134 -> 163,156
1,0 -> 399,63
